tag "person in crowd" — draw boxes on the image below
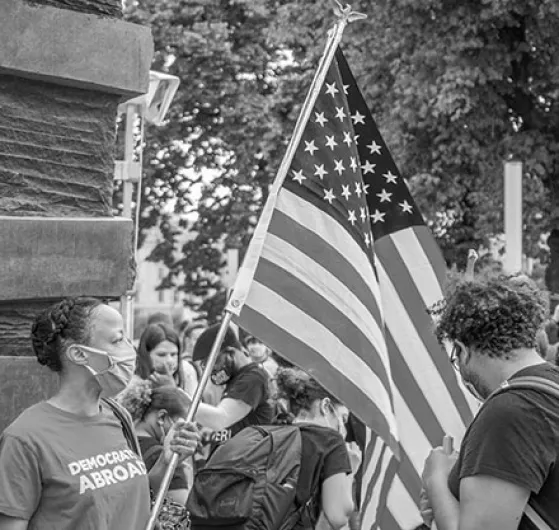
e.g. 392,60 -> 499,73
178,320 -> 207,397
544,305 -> 559,346
276,367 -> 358,530
192,323 -> 274,450
422,276 -> 559,529
135,322 -> 186,391
119,379 -> 194,505
245,336 -> 271,364
0,297 -> 199,530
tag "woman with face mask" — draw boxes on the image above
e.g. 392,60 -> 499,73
0,297 -> 200,530
276,367 -> 359,530
119,380 -> 194,529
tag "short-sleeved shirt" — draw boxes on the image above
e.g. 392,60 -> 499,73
448,363 -> 559,529
0,401 -> 150,530
138,436 -> 190,491
294,424 -> 352,529
209,363 -> 274,447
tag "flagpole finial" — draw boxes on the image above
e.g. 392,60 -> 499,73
331,0 -> 367,23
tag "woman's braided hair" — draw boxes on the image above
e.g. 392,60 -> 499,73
30,297 -> 103,372
429,275 -> 548,358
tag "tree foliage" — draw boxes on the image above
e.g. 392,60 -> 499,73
125,0 -> 559,317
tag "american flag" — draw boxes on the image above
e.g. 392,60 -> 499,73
226,46 -> 399,453
333,51 -> 478,530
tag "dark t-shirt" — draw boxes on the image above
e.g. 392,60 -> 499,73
293,424 -> 352,529
448,363 -> 559,529
138,436 -> 188,490
210,363 -> 274,448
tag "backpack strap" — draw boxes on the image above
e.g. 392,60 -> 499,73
102,397 -> 142,456
494,376 -> 559,400
487,375 -> 558,530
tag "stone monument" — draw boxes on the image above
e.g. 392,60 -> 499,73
0,0 -> 153,432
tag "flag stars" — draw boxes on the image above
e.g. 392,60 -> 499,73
348,210 -> 357,225
314,164 -> 328,180
335,107 -> 347,121
351,110 -> 365,125
314,112 -> 328,127
343,131 -> 353,147
343,84 -> 350,95
325,83 -> 339,97
399,200 -> 413,214
323,188 -> 336,204
362,160 -> 376,174
364,233 -> 371,247
334,159 -> 345,175
371,209 -> 386,223
360,207 -> 367,222
377,189 -> 392,203
304,140 -> 318,156
367,141 -> 382,155
325,135 -> 338,150
383,170 -> 398,184
292,169 -> 306,184
355,183 -> 362,198
362,183 -> 370,195
341,185 -> 351,200
350,157 -> 358,172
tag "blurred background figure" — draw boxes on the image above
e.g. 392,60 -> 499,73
134,323 -> 185,390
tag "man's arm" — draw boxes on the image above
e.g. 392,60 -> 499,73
428,473 -> 529,530
195,398 -> 252,431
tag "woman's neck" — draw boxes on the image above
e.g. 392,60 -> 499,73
49,376 -> 102,417
293,411 -> 329,428
135,420 -> 160,440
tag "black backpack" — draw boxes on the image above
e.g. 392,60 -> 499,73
187,424 -> 316,530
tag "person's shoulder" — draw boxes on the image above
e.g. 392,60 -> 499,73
2,402 -> 52,441
298,424 -> 345,445
234,363 -> 269,382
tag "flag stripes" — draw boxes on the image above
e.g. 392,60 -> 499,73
238,301 -> 398,452
360,227 -> 477,529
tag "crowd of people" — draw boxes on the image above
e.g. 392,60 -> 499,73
0,273 -> 558,529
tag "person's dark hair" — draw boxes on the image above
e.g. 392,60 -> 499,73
192,323 -> 241,362
430,276 -> 547,358
118,379 -> 191,422
30,297 -> 103,372
276,367 -> 341,417
136,323 -> 182,383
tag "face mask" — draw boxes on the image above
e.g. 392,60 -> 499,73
210,349 -> 237,386
462,378 -> 484,402
75,345 -> 136,398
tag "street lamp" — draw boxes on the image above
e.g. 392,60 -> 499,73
115,70 -> 180,336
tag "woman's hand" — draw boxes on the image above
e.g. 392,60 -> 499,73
162,420 -> 200,464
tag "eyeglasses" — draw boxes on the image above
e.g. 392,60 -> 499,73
449,344 -> 460,371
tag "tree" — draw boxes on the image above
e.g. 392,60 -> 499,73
127,0 -> 559,316
338,0 -> 559,275
123,0 -> 316,316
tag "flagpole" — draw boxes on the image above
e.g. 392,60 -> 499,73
145,312 -> 233,530
227,1 -> 366,316
148,5 -> 367,528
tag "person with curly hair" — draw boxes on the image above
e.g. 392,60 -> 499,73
0,297 -> 200,530
119,380 -> 194,528
422,276 -> 559,530
276,367 -> 360,530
